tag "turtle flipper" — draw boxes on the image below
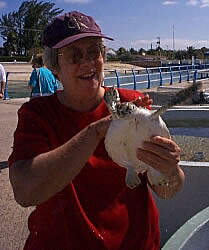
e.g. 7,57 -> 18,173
125,165 -> 141,189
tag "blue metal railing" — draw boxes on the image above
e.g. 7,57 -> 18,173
104,64 -> 209,90
3,64 -> 209,99
3,71 -> 30,100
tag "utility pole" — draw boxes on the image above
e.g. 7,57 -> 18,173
173,24 -> 175,59
166,45 -> 169,58
156,36 -> 161,59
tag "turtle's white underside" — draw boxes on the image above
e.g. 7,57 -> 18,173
105,108 -> 171,189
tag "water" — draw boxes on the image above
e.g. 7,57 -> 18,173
7,80 -> 63,99
7,80 -> 31,98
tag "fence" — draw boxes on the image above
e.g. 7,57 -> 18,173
2,64 -> 209,99
104,64 -> 209,90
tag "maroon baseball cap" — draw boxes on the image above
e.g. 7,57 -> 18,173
43,11 -> 114,48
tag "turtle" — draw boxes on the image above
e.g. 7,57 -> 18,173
104,82 -> 202,189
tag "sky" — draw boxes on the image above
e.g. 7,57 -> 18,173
0,0 -> 209,51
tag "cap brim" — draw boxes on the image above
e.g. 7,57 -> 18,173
52,33 -> 114,48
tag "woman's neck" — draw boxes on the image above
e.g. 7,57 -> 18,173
57,87 -> 105,112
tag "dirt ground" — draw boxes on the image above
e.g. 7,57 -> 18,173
0,99 -> 34,250
2,61 -> 144,81
104,61 -> 144,72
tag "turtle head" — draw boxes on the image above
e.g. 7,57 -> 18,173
104,86 -> 122,119
116,102 -> 139,119
104,86 -> 120,106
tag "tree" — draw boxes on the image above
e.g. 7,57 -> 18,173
0,0 -> 63,56
3,31 -> 18,55
116,47 -> 127,56
138,48 -> 146,55
129,48 -> 138,55
186,46 -> 195,59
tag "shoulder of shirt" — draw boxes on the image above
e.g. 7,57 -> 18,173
40,67 -> 52,73
39,67 -> 56,77
19,94 -> 56,114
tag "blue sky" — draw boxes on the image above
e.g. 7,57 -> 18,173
0,0 -> 209,50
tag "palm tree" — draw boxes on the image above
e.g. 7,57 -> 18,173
0,0 -> 63,56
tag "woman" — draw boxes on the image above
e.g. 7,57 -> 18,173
28,54 -> 58,98
9,11 -> 184,250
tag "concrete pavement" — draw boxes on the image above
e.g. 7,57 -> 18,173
0,98 -> 34,250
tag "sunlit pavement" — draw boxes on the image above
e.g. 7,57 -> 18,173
0,98 -> 34,250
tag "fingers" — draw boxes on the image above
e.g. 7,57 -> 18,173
93,115 -> 112,139
150,136 -> 181,153
133,94 -> 153,108
136,136 -> 181,176
142,94 -> 153,106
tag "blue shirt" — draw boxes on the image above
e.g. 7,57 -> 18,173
28,67 -> 58,94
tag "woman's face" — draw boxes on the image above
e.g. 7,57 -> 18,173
56,37 -> 104,97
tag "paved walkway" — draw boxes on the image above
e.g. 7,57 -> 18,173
0,79 -> 208,250
0,98 -> 34,250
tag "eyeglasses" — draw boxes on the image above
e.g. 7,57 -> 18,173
58,43 -> 105,64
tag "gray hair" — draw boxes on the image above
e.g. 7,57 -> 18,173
42,38 -> 106,79
43,46 -> 60,77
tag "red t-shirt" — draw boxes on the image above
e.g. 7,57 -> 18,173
8,87 -> 160,250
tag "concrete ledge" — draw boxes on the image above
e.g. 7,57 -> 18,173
151,107 -> 209,127
162,206 -> 209,250
152,105 -> 209,109
157,86 -> 185,91
179,161 -> 209,168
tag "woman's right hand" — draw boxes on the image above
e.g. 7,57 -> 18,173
92,115 -> 112,140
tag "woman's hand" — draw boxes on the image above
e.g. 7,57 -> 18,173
133,94 -> 153,108
92,115 -> 112,140
136,136 -> 184,199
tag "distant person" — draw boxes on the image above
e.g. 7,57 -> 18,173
0,64 -> 6,99
28,54 -> 58,99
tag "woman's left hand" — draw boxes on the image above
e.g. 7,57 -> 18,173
136,135 -> 184,199
133,94 -> 152,108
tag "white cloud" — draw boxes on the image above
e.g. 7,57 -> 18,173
162,1 -> 177,5
186,0 -> 199,6
62,0 -> 92,3
0,1 -> 7,8
163,38 -> 209,50
186,0 -> 209,7
106,38 -> 209,50
200,0 -> 209,7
